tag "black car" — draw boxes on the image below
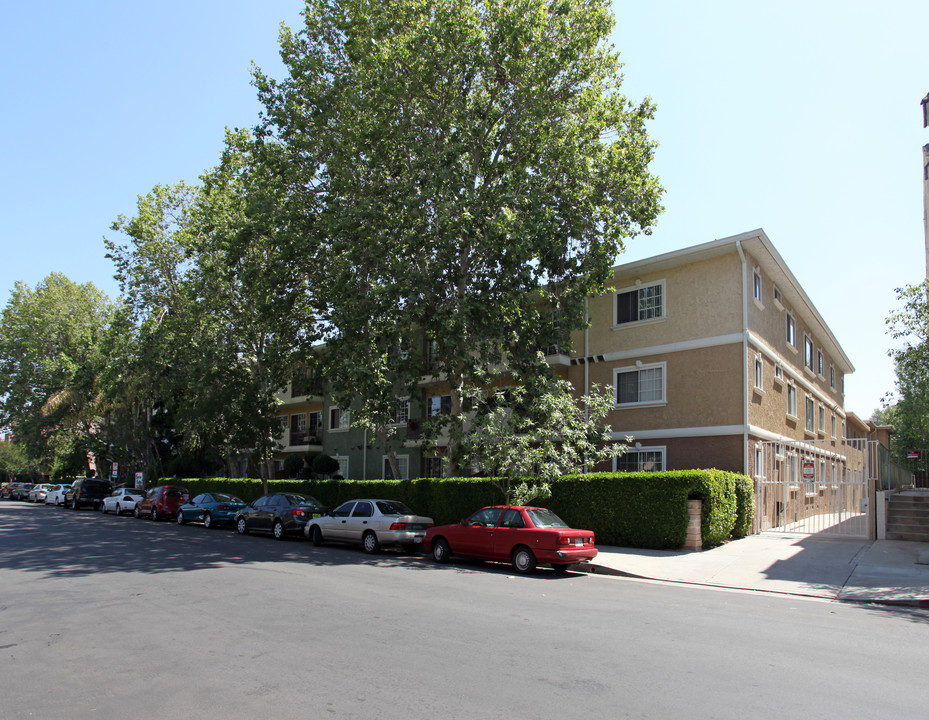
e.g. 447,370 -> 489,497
234,493 -> 328,540
67,478 -> 114,510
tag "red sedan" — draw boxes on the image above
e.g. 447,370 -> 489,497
423,506 -> 597,574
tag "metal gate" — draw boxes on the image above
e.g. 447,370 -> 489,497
754,438 -> 872,538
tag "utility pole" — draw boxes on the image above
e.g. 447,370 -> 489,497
923,92 -> 929,282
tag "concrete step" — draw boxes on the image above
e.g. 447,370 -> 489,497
886,495 -> 929,541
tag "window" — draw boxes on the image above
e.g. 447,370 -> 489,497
752,268 -> 762,303
786,312 -> 796,347
805,395 -> 815,433
424,339 -> 440,373
500,509 -> 526,528
754,445 -> 765,479
390,399 -> 409,425
804,335 -> 814,371
424,456 -> 445,478
817,350 -> 824,377
774,362 -> 784,383
818,404 -> 826,433
308,411 -> 322,443
615,281 -> 664,325
352,501 -> 374,517
290,413 -> 308,445
329,407 -> 350,431
786,383 -> 798,418
830,365 -> 836,389
428,395 -> 452,416
831,414 -> 837,438
753,354 -> 764,391
383,455 -> 409,480
335,456 -> 349,479
773,285 -> 783,306
615,363 -> 665,406
615,448 -> 665,472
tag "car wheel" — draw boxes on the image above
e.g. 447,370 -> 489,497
203,512 -> 213,529
134,505 -> 141,519
511,546 -> 537,575
236,517 -> 248,535
551,563 -> 571,575
176,511 -> 185,525
151,506 -> 159,522
432,537 -> 451,564
310,525 -> 323,546
272,519 -> 286,540
362,531 -> 380,554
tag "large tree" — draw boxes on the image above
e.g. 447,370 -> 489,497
254,0 -> 663,473
106,131 -> 319,486
0,273 -> 113,476
883,280 -> 929,470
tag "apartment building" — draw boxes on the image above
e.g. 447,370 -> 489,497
572,229 -> 853,477
273,229 -> 854,480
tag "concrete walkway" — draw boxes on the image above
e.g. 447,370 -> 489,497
582,534 -> 929,607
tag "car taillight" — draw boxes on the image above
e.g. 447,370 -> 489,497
290,509 -> 307,518
216,504 -> 228,510
389,522 -> 406,531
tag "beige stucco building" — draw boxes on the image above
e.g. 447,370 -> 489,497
569,228 -> 854,477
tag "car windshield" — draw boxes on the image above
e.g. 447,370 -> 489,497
524,508 -> 570,529
213,493 -> 242,503
376,501 -> 414,515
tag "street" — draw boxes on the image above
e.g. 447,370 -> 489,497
1,501 -> 927,719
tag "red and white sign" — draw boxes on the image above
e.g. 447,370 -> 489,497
802,460 -> 815,480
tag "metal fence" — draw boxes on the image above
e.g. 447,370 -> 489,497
754,438 -> 871,538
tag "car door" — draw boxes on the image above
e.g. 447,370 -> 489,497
254,495 -> 276,531
321,501 -> 355,541
344,501 -> 375,543
492,508 -> 529,560
455,508 -> 505,558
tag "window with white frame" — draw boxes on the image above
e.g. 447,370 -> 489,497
615,363 -> 665,406
615,447 -> 665,472
773,285 -> 783,306
389,399 -> 409,425
831,413 -> 837,438
754,445 -> 765,479
335,456 -> 349,479
615,281 -> 664,325
424,456 -> 445,478
383,455 -> 409,480
805,395 -> 815,432
786,383 -> 798,418
804,335 -> 814,371
818,404 -> 825,433
786,312 -> 796,347
830,365 -> 836,389
753,354 -> 764,391
774,362 -> 784,383
753,268 -> 762,303
428,395 -> 452,416
329,407 -> 350,431
817,350 -> 824,377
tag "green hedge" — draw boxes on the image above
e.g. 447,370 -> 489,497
160,470 -> 754,550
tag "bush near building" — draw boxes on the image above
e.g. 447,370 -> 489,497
164,470 -> 753,550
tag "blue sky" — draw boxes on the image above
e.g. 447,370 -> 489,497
1,0 -> 926,417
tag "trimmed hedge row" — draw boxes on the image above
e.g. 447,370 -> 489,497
162,470 -> 754,550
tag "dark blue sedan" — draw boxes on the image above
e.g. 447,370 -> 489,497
176,492 -> 247,529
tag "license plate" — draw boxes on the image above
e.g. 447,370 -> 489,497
574,538 -> 584,546
413,537 -> 423,543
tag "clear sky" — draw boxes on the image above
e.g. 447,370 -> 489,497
1,0 -> 926,419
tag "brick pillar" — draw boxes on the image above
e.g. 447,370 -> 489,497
685,499 -> 703,551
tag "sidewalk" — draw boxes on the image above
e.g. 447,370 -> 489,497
582,534 -> 929,607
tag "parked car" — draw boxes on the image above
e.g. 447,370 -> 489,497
27,484 -> 53,503
0,482 -> 11,499
177,492 -> 247,529
305,499 -> 434,553
234,493 -> 327,540
45,483 -> 74,506
423,506 -> 598,574
101,487 -> 146,515
11,482 -> 34,501
134,485 -> 189,521
67,478 -> 114,510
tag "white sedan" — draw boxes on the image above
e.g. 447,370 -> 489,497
101,487 -> 146,515
305,499 -> 434,553
45,483 -> 74,506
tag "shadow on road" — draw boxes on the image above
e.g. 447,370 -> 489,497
0,501 -> 584,582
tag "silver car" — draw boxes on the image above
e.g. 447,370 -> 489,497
45,484 -> 72,506
305,499 -> 434,554
101,487 -> 146,515
28,484 -> 53,503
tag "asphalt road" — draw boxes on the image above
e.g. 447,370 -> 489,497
1,501 -> 927,719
